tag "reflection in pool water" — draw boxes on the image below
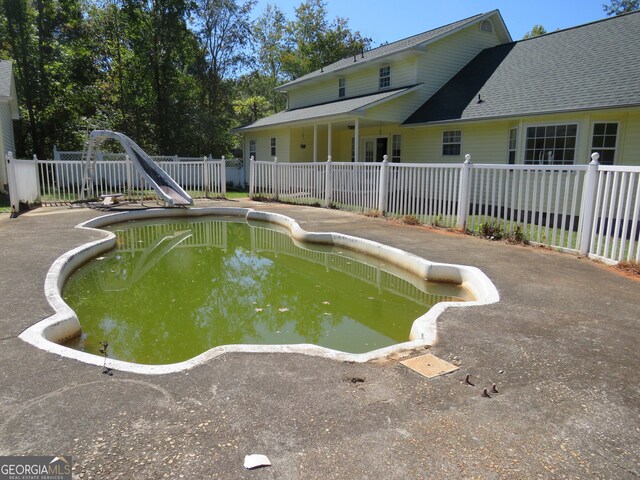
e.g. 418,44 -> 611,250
63,217 -> 471,364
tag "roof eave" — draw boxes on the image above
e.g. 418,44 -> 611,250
277,11 -> 509,93
402,103 -> 640,127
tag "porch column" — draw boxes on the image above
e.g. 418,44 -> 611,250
354,118 -> 360,162
313,124 -> 318,163
327,122 -> 332,159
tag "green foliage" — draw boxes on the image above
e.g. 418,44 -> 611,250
0,0 -> 375,158
478,221 -> 504,240
522,24 -> 547,39
602,0 -> 639,15
280,0 -> 371,80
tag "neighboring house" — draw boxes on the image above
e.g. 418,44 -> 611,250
0,60 -> 20,191
237,10 -> 640,167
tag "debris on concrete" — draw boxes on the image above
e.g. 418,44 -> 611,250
244,454 -> 271,470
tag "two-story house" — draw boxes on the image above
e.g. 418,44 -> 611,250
237,9 -> 640,167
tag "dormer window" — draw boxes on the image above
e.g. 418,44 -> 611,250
379,66 -> 391,89
338,77 -> 346,98
480,20 -> 493,33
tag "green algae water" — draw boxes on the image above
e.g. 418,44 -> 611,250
62,217 -> 471,364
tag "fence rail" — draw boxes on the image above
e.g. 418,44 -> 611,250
248,155 -> 640,264
5,152 -> 245,206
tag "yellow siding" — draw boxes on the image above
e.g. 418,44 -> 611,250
245,129 -> 290,163
416,24 -> 504,100
287,55 -> 418,110
401,107 -> 640,165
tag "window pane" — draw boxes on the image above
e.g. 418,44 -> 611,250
524,124 -> 577,165
593,123 -> 605,135
605,123 -> 618,135
604,135 -> 616,148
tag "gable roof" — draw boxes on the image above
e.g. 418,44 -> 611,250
236,85 -> 421,131
277,10 -> 511,91
0,60 -> 20,119
403,11 -> 640,126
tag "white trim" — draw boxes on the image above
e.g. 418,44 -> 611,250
522,121 -> 581,165
589,120 -> 620,166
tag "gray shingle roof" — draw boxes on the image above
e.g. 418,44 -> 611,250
403,11 -> 640,125
237,85 -> 420,131
277,11 -> 507,91
0,60 -> 14,98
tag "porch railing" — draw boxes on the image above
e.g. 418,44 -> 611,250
248,154 -> 640,264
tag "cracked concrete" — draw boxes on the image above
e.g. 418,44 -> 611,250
0,199 -> 638,479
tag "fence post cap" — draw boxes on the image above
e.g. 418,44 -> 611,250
222,155 -> 225,160
327,155 -> 332,163
33,154 -> 38,161
464,154 -> 472,164
250,156 -> 255,162
590,152 -> 600,164
274,156 -> 278,163
382,155 -> 388,163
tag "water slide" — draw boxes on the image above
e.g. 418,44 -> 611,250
82,130 -> 193,206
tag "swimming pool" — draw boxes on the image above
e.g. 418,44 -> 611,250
19,207 -> 500,374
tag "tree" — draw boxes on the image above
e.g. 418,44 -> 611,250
280,0 -> 371,80
602,0 -> 639,15
522,24 -> 547,39
195,0 -> 256,154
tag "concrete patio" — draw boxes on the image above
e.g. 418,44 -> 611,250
0,199 -> 638,479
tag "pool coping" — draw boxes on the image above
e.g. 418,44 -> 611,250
18,207 -> 500,375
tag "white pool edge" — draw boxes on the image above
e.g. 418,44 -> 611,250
19,207 -> 500,375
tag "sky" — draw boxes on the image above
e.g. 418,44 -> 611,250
250,0 -> 613,45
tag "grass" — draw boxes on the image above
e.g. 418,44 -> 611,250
0,192 -> 10,213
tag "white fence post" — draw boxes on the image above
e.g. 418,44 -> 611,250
203,155 -> 209,197
378,155 -> 389,213
5,152 -> 19,214
325,156 -> 333,208
221,155 -> 227,198
456,154 -> 472,230
249,156 -> 255,196
579,152 -> 600,255
125,154 -> 133,200
273,157 -> 279,200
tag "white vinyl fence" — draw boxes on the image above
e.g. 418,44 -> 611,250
4,150 -> 245,207
249,154 -> 640,264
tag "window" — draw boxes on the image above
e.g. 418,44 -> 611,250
591,122 -> 618,165
442,130 -> 462,156
249,139 -> 256,161
392,135 -> 401,163
338,78 -> 346,98
524,124 -> 577,165
379,66 -> 391,89
480,20 -> 493,33
270,137 -> 276,157
508,128 -> 518,164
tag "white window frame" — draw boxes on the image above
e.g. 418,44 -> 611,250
590,121 -> 619,166
442,130 -> 462,156
249,139 -> 256,161
379,65 -> 391,90
480,20 -> 493,33
523,123 -> 578,165
338,77 -> 346,98
508,127 -> 518,164
392,134 -> 401,163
